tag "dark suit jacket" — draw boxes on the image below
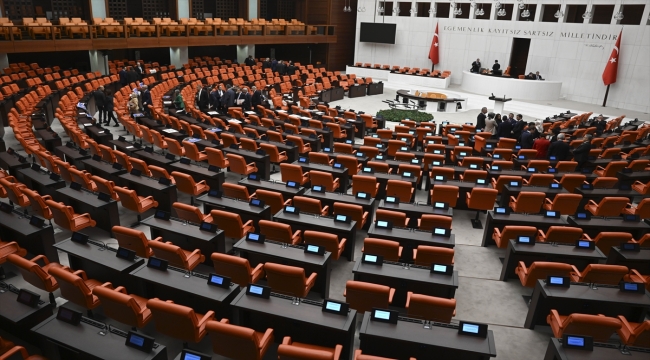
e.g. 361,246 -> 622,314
119,70 -> 127,86
520,131 -> 534,149
512,120 -> 526,139
209,91 -> 220,108
262,61 -> 271,70
242,93 -> 252,111
93,89 -> 105,107
141,90 -> 152,108
222,89 -> 235,107
496,120 -> 512,138
572,142 -> 592,164
492,63 -> 501,72
547,140 -> 570,160
197,89 -> 209,110
471,62 -> 481,73
127,70 -> 138,84
476,113 -> 486,130
276,63 -> 286,75
251,90 -> 262,109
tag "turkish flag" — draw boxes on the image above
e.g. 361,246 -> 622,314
602,30 -> 622,86
429,23 -> 439,65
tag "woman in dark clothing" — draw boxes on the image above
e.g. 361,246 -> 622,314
495,114 -> 502,125
104,90 -> 119,127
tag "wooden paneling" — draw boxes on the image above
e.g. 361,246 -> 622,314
306,0 -> 329,24
107,0 -> 128,20
326,0 -> 357,71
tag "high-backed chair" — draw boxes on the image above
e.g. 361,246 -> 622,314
0,345 -> 48,360
632,180 -> 650,195
536,226 -> 585,244
146,298 -> 214,344
352,175 -> 379,197
362,238 -> 402,262
385,180 -> 413,202
92,286 -> 152,328
509,191 -> 546,214
68,167 -> 98,192
210,253 -> 264,287
430,185 -> 459,207
292,196 -> 329,216
516,261 -> 576,287
148,240 -> 205,271
303,231 -> 346,261
7,254 -> 61,304
206,318 -> 274,360
112,226 -> 157,258
0,179 -> 30,207
205,147 -> 229,168
171,171 -> 210,204
570,264 -> 628,285
309,152 -> 333,166
21,188 -> 53,221
227,153 -> 258,177
523,174 -> 554,187
375,209 -> 409,228
555,174 -> 587,193
491,175 -> 522,194
623,198 -> 650,219
338,155 -> 362,177
48,267 -> 108,314
493,226 -> 537,248
150,165 -> 175,184
418,214 -> 452,231
547,310 -> 622,342
259,220 -> 301,244
45,199 -> 96,231
584,197 -> 629,217
466,188 -> 498,228
223,183 -> 253,200
310,170 -> 340,192
278,337 -> 342,360
114,186 -> 158,222
129,158 -> 153,177
554,161 -> 578,172
90,175 -> 120,200
543,194 -> 582,215
253,189 -> 291,214
172,202 -> 212,224
616,317 -> 650,348
344,280 -> 395,313
264,262 -> 316,299
333,202 -> 368,230
593,161 -> 627,177
210,209 -> 254,238
182,141 -> 208,162
412,245 -> 454,266
585,232 -> 634,256
280,163 -> 309,185
406,292 -> 456,324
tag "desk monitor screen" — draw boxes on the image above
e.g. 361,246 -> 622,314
619,282 -> 646,294
494,207 -> 510,215
322,299 -> 349,315
376,221 -> 393,229
284,206 -> 299,214
581,168 -> 593,174
400,147 -> 409,151
434,175 -> 446,182
527,167 -> 536,173
434,202 -> 449,210
623,214 -> 640,222
207,273 -> 231,288
459,152 -> 467,157
246,233 -> 265,243
305,244 -> 325,255
335,214 -> 351,223
356,192 -> 369,199
158,177 -> 171,186
385,196 -> 398,204
346,140 -> 353,144
547,168 -> 557,173
458,321 -> 488,338
562,334 -> 593,351
31,163 -> 41,171
376,145 -> 384,150
255,149 -> 266,156
476,178 -> 486,185
286,181 -> 299,188
469,164 -> 479,170
516,236 -> 534,244
112,162 -> 124,170
581,183 -> 593,190
147,257 -> 168,271
207,190 -> 222,198
144,146 -> 154,153
323,147 -> 332,152
492,154 -> 501,159
356,152 -> 365,157
181,349 -> 212,360
246,284 -> 271,299
70,181 -> 82,191
57,307 -> 82,325
575,212 -> 591,220
619,182 -> 631,190
333,163 -> 343,169
431,263 -> 453,275
16,288 -> 40,307
376,155 -> 385,161
96,191 -> 111,202
400,138 -> 409,142
485,144 -> 493,149
509,181 -> 521,187
116,247 -> 136,261
29,215 -> 45,228
402,172 -> 413,178
575,240 -> 595,250
199,221 -> 218,233
312,185 -> 325,193
249,198 -> 265,207
411,159 -> 420,164
549,183 -> 560,189
491,166 -> 500,171
371,308 -> 399,323
71,232 -> 89,245
433,228 -> 451,237
298,157 -> 309,163
434,150 -> 442,154
544,210 -> 560,218
154,210 -> 171,221
362,254 -> 383,265
247,173 -> 260,181
620,242 -> 640,251
517,155 -> 526,160
125,331 -> 155,353
49,173 -> 61,181
515,146 -> 521,150
549,156 -> 557,160
546,276 -> 570,287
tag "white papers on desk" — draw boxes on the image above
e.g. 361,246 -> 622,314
315,112 -> 324,115
245,111 -> 256,115
163,101 -> 172,105
176,110 -> 184,113
277,110 -> 287,113
187,138 -> 202,143
98,131 -> 105,134
299,116 -> 311,121
163,129 -> 178,133
126,146 -> 134,149
207,111 -> 219,115
83,123 -> 92,127
228,119 -> 242,124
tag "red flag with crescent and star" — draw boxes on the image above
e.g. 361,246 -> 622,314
429,23 -> 439,65
602,29 -> 622,86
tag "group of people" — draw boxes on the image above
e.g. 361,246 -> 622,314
172,83 -> 265,114
257,57 -> 297,76
118,64 -> 146,87
92,86 -> 119,126
470,58 -> 543,79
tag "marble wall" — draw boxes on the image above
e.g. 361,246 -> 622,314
353,0 -> 650,113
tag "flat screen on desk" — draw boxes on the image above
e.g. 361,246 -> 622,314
125,331 -> 155,353
458,321 -> 488,338
181,349 -> 212,360
359,22 -> 397,44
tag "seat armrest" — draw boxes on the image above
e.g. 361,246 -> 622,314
553,179 -> 560,184
544,198 -> 552,205
338,238 -> 347,251
220,318 -> 230,324
333,178 -> 340,185
284,199 -> 292,205
198,180 -> 207,185
302,172 -> 310,177
243,220 -> 254,229
581,234 -> 592,241
251,263 -> 264,276
625,203 -> 634,209
30,254 -> 49,265
306,272 -> 317,287
517,261 -> 528,275
388,288 -> 396,303
322,205 -> 329,215
259,328 -> 274,348
586,200 -> 598,207
73,269 -> 88,280
114,286 -> 127,294
281,336 -> 292,345
537,230 -> 545,240
596,166 -> 605,171
292,230 -> 302,239
332,344 -> 343,360
187,249 -> 203,259
548,309 -> 563,327
509,196 -> 516,203
0,347 -> 29,359
198,310 -> 215,326
100,282 -> 114,289
405,291 -> 413,308
151,237 -> 163,242
42,195 -> 52,201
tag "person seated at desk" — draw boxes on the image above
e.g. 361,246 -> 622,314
533,71 -> 543,80
492,60 -> 501,75
547,133 -> 570,160
471,58 -> 481,73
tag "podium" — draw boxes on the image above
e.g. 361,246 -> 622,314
489,96 -> 512,114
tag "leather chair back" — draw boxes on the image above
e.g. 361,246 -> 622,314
519,262 -> 575,287
385,180 -> 412,202
543,226 -> 584,243
526,174 -> 554,187
206,147 -> 229,168
280,163 -> 309,185
259,220 -> 296,243
254,189 -> 287,214
92,286 -> 151,328
558,174 -> 586,193
172,171 -> 204,196
211,253 -> 258,286
429,185 -> 459,207
466,188 -> 498,211
590,197 -> 629,217
309,152 -> 332,165
578,264 -> 628,285
112,226 -> 153,257
363,238 -> 401,262
223,183 -> 251,200
173,202 -> 208,223
594,232 -> 634,255
227,153 -> 253,175
48,267 -> 98,309
367,161 -> 390,173
21,188 -> 53,219
337,155 -> 360,176
333,202 -> 366,230
292,196 -> 325,215
148,240 -> 194,269
418,215 -> 452,231
407,292 -> 456,323
310,170 -> 337,192
592,177 -> 618,188
345,280 -> 392,314
333,143 -> 354,154
211,209 -> 248,238
413,246 -> 454,266
555,161 -> 577,172
264,263 -> 311,297
492,175 -> 522,193
460,169 -> 487,182
560,313 -> 622,342
207,320 -> 269,360
129,158 -> 152,176
147,299 -> 204,343
375,210 -> 407,228
7,254 -> 58,292
114,186 -> 142,213
511,192 -> 546,213
352,175 -> 378,197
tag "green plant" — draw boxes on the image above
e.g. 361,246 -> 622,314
375,109 -> 434,123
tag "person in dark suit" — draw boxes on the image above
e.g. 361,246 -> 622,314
476,107 -> 487,130
103,90 -> 118,127
135,63 -> 144,80
196,85 -> 209,112
262,58 -> 271,70
572,134 -> 592,169
286,61 -> 296,75
471,59 -> 481,73
209,86 -> 220,111
221,84 -> 235,111
534,71 -> 543,80
241,87 -> 252,111
119,67 -> 128,86
271,58 -> 277,72
251,86 -> 262,110
140,85 -> 151,115
496,117 -> 513,139
520,126 -> 534,149
93,86 -> 106,124
126,67 -> 138,84
244,55 -> 255,67
276,60 -> 286,75
492,60 -> 501,74
512,114 -> 526,141
593,115 -> 607,135
548,133 -> 570,160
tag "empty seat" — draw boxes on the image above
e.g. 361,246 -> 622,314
112,226 -> 156,257
206,318 -> 274,360
310,170 -> 340,192
211,253 -> 264,287
418,214 -> 452,231
516,261 -> 576,287
278,336 -> 342,360
412,245 -> 454,266
585,232 -> 634,256
146,298 -> 215,344
210,209 -> 254,238
292,196 -> 329,216
616,317 -> 650,348
585,197 -> 628,217
280,163 -> 310,185
362,238 -> 402,262
7,254 -> 62,304
536,226 -> 585,244
555,174 -> 586,193
385,180 -> 413,202
333,202 -> 368,230
172,202 -> 212,224
570,264 -> 628,285
148,240 -> 205,271
375,209 -> 409,228
492,226 -> 538,248
223,183 -> 253,200
344,280 -> 395,314
253,189 -> 291,214
264,262 -> 317,298
259,220 -> 301,244
547,310 -> 622,342
172,171 -> 210,202
303,231 -> 346,261
429,185 -> 459,207
406,292 -> 456,323
543,194 -> 582,215
623,198 -> 650,219
509,191 -> 546,214
45,199 -> 96,231
92,286 -> 152,328
227,153 -> 258,177
48,267 -> 107,312
352,175 -> 379,197
466,188 -> 498,228
114,186 -> 158,222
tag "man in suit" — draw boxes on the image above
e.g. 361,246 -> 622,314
197,85 -> 209,112
135,63 -> 144,80
593,115 -> 607,135
471,58 -> 481,73
492,60 -> 501,74
548,133 -> 570,160
534,71 -> 543,80
276,60 -> 286,75
221,84 -> 235,111
476,107 -> 487,130
119,66 -> 128,86
140,85 -> 151,115
93,86 -> 106,124
572,134 -> 592,169
512,114 -> 526,141
262,58 -> 271,70
209,86 -> 219,110
241,87 -> 252,111
127,66 -> 138,84
244,55 -> 255,67
496,116 -> 513,139
271,58 -> 277,72
519,125 -> 534,149
286,61 -> 296,75
251,86 -> 263,110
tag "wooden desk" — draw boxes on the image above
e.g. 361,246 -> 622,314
238,178 -> 305,200
524,280 -> 650,329
348,84 -> 367,98
302,189 -> 376,230
15,167 -> 66,197
617,170 -> 650,186
83,124 -> 113,145
168,161 -> 225,191
481,212 -> 568,247
0,152 -> 30,176
378,200 -> 452,228
499,240 -> 606,281
233,238 -> 332,298
574,188 -> 637,209
606,247 -> 650,274
320,87 -> 345,102
501,185 -> 567,207
274,211 -> 357,261
118,173 -> 178,214
32,315 -> 167,360
54,238 -> 144,288
53,145 -> 90,168
0,210 -> 58,262
367,223 -> 455,262
295,160 -> 350,191
54,187 -> 120,233
222,147 -> 271,180
198,194 -> 271,227
353,261 -> 458,304
566,216 -> 650,239
35,129 -> 62,152
543,338 -> 650,360
130,264 -> 240,316
429,179 -> 493,209
359,313 -> 497,360
0,282 -> 53,338
232,292 -> 357,360
132,149 -> 178,169
367,82 -> 384,96
80,158 -> 127,182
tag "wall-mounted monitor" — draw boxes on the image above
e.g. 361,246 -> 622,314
360,22 -> 397,44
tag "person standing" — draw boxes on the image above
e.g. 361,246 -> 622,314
276,60 -> 286,76
262,58 -> 271,70
251,86 -> 262,110
593,115 -> 607,135
135,62 -> 144,80
93,86 -> 106,124
119,66 -> 128,87
128,93 -> 139,115
471,58 -> 481,73
197,85 -> 209,112
492,60 -> 501,74
209,86 -> 219,110
222,84 -> 235,112
484,112 -> 497,136
174,89 -> 185,112
519,125 -> 534,149
103,90 -> 118,127
494,113 -> 502,125
271,58 -> 277,72
512,114 -> 526,141
496,116 -> 513,139
241,87 -> 252,111
572,134 -> 592,169
476,107 -> 487,130
548,133 -> 570,160
532,134 -> 550,159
